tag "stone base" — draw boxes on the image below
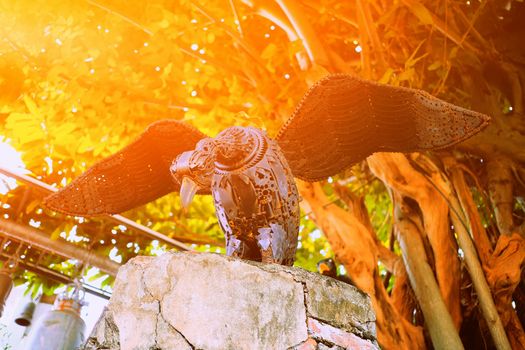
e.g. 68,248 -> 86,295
83,252 -> 378,350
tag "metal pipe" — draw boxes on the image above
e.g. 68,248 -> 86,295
0,255 -> 111,300
0,218 -> 120,276
0,167 -> 191,251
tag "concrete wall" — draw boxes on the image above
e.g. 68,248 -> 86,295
84,252 -> 378,350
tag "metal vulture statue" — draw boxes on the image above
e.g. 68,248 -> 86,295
44,74 -> 490,266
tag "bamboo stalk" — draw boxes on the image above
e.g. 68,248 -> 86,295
421,156 -> 512,350
274,0 -> 331,67
447,162 -> 492,263
394,202 -> 464,350
447,195 -> 512,350
487,157 -> 515,235
239,0 -> 309,70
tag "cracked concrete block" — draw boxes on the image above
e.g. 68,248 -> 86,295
304,275 -> 376,339
156,253 -> 307,350
156,314 -> 193,350
83,252 -> 378,350
243,260 -> 376,340
317,343 -> 344,350
307,318 -> 377,350
83,308 -> 120,350
290,337 -> 317,350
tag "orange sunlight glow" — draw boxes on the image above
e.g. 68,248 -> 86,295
0,137 -> 27,195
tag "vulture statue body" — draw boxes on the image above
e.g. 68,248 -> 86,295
44,74 -> 490,265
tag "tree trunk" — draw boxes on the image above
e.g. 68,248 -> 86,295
299,181 -> 425,349
368,153 -> 462,329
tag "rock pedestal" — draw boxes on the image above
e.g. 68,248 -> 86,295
84,252 -> 378,350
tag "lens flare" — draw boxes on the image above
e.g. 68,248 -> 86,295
0,137 -> 27,194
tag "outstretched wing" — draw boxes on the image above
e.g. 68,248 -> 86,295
276,74 -> 490,181
44,119 -> 208,216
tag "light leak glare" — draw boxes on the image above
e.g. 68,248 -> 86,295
310,229 -> 322,240
0,138 -> 27,195
109,247 -> 122,263
150,239 -> 167,256
29,219 -> 41,228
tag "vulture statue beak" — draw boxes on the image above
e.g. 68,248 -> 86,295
171,139 -> 216,210
180,176 -> 199,210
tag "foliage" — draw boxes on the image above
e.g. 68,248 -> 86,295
0,0 -> 326,292
0,0 -> 524,348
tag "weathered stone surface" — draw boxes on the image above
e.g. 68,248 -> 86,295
308,318 -> 377,350
305,275 -> 375,339
291,337 -> 318,350
245,259 -> 376,340
317,343 -> 344,350
84,308 -> 120,350
83,252 -> 378,350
